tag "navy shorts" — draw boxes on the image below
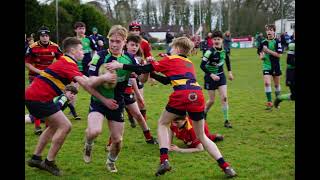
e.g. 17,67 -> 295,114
204,73 -> 227,90
25,100 -> 60,119
124,93 -> 136,105
263,61 -> 282,76
89,97 -> 125,122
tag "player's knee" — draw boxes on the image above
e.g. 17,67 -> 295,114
207,99 -> 215,105
111,136 -> 123,144
65,123 -> 72,133
264,82 -> 271,87
89,128 -> 102,137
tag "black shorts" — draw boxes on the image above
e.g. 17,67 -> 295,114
166,106 -> 204,121
89,97 -> 125,122
25,100 -> 60,119
204,73 -> 227,90
137,79 -> 144,89
263,61 -> 282,76
286,69 -> 295,86
124,93 -> 136,105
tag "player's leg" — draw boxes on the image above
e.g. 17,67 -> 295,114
35,111 -> 72,176
155,110 -> 180,176
34,118 -> 42,135
204,74 -> 217,119
192,118 -> 237,178
204,90 -> 216,119
218,85 -> 232,128
125,106 -> 136,127
138,87 -> 148,121
126,102 -> 158,144
263,74 -> 273,110
273,75 -> 281,97
106,120 -> 124,173
83,111 -> 104,163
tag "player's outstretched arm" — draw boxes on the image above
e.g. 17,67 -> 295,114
87,71 -> 117,88
170,144 -> 204,153
106,60 -> 154,74
150,72 -> 171,85
74,75 -> 118,110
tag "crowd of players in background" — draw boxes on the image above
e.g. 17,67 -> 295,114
24,20 -> 294,178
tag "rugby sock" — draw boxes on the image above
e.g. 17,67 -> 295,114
275,85 -> 281,97
34,118 -> 41,128
278,93 -> 291,101
68,104 -> 78,117
32,154 -> 42,160
86,138 -> 93,145
160,148 -> 169,164
217,157 -> 230,170
143,129 -> 152,140
107,153 -> 118,162
222,105 -> 229,121
140,109 -> 147,121
265,86 -> 272,102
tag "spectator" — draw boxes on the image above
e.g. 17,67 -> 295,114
89,27 -> 107,51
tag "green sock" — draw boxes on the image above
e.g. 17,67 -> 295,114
278,93 -> 291,101
222,105 -> 229,121
266,92 -> 272,102
275,91 -> 281,97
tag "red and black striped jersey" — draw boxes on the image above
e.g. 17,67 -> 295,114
25,41 -> 63,77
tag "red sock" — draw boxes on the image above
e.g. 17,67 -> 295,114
34,118 -> 41,128
219,162 -> 230,170
160,154 -> 169,164
143,130 -> 152,140
160,148 -> 169,164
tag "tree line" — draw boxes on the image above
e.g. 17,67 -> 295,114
25,0 -> 111,44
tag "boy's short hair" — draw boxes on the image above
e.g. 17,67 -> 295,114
74,21 -> 86,29
171,37 -> 194,56
212,30 -> 223,38
127,33 -> 141,44
108,25 -> 128,40
65,85 -> 78,94
265,24 -> 276,31
62,37 -> 82,53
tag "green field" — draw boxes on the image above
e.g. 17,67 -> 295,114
25,48 -> 295,179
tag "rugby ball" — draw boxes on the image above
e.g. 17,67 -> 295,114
98,63 -> 117,89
